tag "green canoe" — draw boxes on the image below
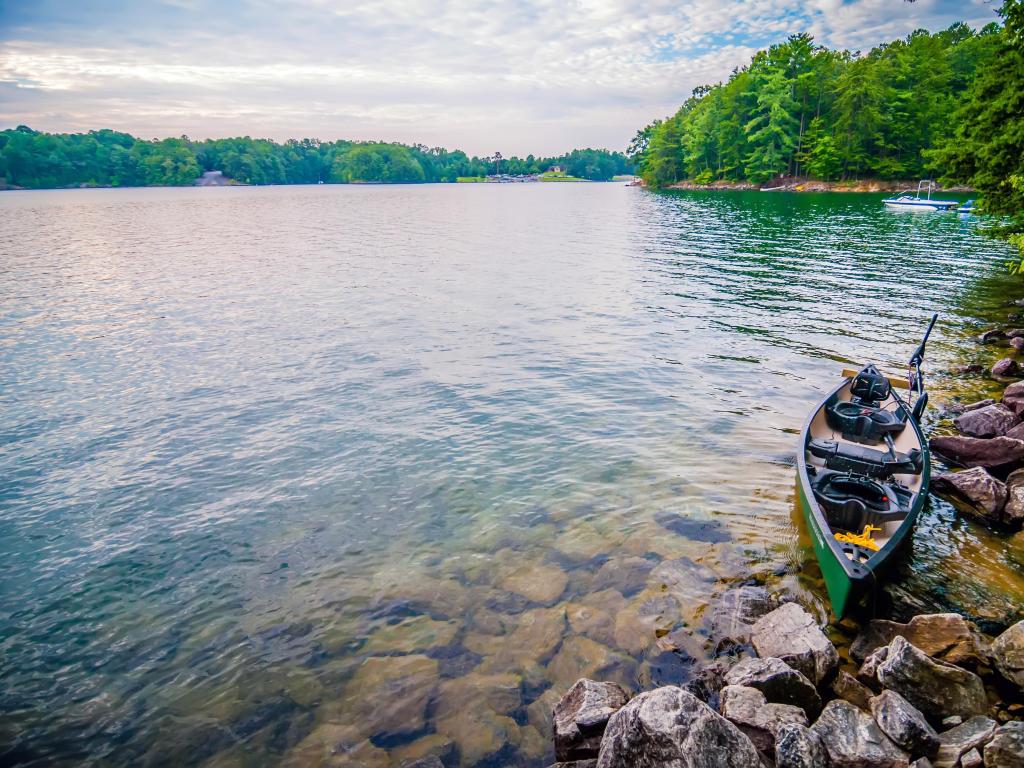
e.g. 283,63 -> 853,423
796,316 -> 936,618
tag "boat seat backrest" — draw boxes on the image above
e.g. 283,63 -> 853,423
850,367 -> 891,404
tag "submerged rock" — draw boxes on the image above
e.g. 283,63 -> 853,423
876,637 -> 988,721
932,468 -> 1007,520
591,556 -> 653,596
980,329 -> 1007,343
870,690 -> 940,759
945,398 -> 996,416
992,619 -> 1024,688
810,699 -> 909,768
502,561 -> 569,604
750,602 -> 839,685
703,585 -> 777,646
984,721 -> 1024,767
719,684 -> 807,752
339,654 -> 439,737
723,657 -> 822,718
547,636 -> 633,688
595,686 -> 761,768
850,613 -> 992,671
928,435 -> 1024,469
553,679 -> 630,761
774,723 -> 830,768
933,716 -> 997,768
284,723 -> 390,768
954,404 -> 1020,438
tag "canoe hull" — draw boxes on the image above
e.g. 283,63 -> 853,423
796,377 -> 931,618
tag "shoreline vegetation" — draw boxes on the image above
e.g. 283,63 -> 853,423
664,178 -> 974,193
0,127 -> 632,190
630,25 -> 998,190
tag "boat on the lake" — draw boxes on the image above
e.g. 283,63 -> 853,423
796,314 -> 937,618
882,180 -> 959,211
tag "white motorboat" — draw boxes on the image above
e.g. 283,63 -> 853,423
883,180 -> 959,211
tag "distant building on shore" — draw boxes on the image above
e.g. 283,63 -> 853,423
195,170 -> 229,186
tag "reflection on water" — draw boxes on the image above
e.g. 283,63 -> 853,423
1,184 -> 1021,766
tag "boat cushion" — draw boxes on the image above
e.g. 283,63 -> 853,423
808,438 -> 922,478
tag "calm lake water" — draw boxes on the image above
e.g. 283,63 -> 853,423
2,184 -> 1023,767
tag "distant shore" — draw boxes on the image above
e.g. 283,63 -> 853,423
664,178 -> 975,193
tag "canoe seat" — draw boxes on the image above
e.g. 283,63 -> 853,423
811,469 -> 911,535
826,366 -> 907,444
808,438 -> 922,479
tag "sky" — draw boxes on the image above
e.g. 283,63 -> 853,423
0,0 -> 1003,156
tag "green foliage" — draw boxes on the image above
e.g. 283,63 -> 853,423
0,130 -> 633,189
636,24 -> 999,188
930,1 -> 1024,255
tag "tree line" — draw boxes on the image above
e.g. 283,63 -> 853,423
0,128 -> 633,188
630,23 -> 1001,187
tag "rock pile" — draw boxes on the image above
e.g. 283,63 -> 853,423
930,375 -> 1024,528
548,605 -> 1024,768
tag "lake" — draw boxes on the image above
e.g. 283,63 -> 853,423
2,183 -> 1022,766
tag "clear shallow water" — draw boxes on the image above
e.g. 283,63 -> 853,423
1,184 -> 1022,766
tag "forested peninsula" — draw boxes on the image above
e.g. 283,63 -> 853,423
630,23 -> 999,187
0,130 -> 633,189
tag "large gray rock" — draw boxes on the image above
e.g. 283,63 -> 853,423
810,699 -> 910,768
723,656 -> 822,717
933,717 -> 997,768
750,602 -> 839,685
719,684 -> 807,752
850,613 -> 992,671
858,645 -> 889,690
703,586 -> 777,645
1003,380 -> 1024,416
931,468 -> 1007,519
993,358 -> 1021,378
554,678 -> 630,761
876,637 -> 988,721
832,670 -> 875,710
984,721 -> 1024,767
1000,471 -> 1024,529
595,686 -> 761,768
992,619 -> 1024,689
954,403 -> 1020,437
870,690 -> 940,759
775,723 -> 830,768
929,435 -> 1024,469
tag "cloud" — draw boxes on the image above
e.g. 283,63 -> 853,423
0,0 -> 1003,155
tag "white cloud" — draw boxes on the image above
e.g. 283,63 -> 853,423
0,0 -> 1003,155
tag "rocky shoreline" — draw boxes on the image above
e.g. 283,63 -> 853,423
545,602 -> 1023,767
530,318 -> 1024,768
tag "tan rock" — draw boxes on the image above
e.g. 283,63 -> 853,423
388,733 -> 454,765
283,723 -> 390,768
362,615 -> 461,656
435,709 -> 520,766
546,635 -> 630,687
566,602 -> 616,646
332,655 -> 439,736
501,562 -> 569,604
434,671 -> 523,718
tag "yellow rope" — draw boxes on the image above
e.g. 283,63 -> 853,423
835,524 -> 882,551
